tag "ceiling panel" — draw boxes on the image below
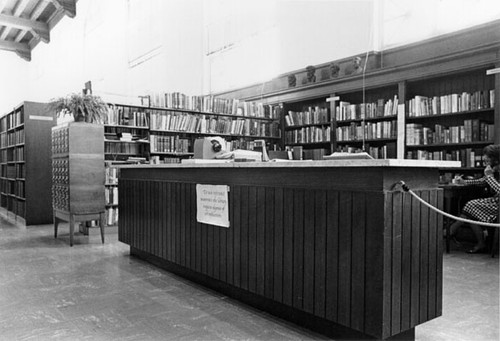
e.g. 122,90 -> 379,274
0,0 -> 77,61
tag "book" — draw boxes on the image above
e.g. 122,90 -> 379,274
323,152 -> 374,160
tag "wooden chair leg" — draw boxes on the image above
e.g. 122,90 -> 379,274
99,212 -> 105,244
54,212 -> 58,239
69,214 -> 75,247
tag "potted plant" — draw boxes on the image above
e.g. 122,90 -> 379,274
49,93 -> 108,124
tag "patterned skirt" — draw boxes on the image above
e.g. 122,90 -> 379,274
463,196 -> 499,223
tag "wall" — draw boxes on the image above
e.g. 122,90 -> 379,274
0,0 -> 205,114
0,53 -> 29,112
1,0 -> 498,115
203,0 -> 375,94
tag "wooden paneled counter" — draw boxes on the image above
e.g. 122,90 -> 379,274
118,159 -> 460,340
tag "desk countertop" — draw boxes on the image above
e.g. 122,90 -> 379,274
118,159 -> 461,169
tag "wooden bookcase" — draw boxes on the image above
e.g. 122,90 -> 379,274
333,84 -> 399,159
148,101 -> 281,164
52,122 -> 105,245
104,103 -> 150,163
103,103 -> 150,226
282,84 -> 400,160
404,68 -> 496,179
221,21 -> 500,174
281,70 -> 496,165
102,98 -> 281,227
104,163 -> 119,226
0,101 -> 55,225
283,97 -> 332,160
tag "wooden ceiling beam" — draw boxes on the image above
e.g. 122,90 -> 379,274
0,0 -> 8,13
0,13 -> 49,33
14,2 -> 50,43
52,0 -> 76,18
0,0 -> 30,40
0,12 -> 50,43
0,39 -> 30,60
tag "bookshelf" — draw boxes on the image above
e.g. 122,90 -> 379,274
217,20 -> 500,173
148,94 -> 281,163
101,97 -> 282,227
281,85 -> 399,160
104,163 -> 119,226
404,68 -> 496,178
104,103 -> 150,162
0,102 -> 55,224
102,103 -> 150,226
283,98 -> 332,160
333,85 -> 399,159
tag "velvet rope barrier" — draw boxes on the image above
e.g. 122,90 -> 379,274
398,181 -> 500,228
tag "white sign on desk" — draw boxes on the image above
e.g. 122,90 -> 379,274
196,184 -> 230,228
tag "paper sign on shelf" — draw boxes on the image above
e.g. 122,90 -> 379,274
196,184 -> 230,228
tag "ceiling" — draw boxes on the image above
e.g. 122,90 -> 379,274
0,0 -> 76,61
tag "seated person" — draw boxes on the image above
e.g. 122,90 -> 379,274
450,144 -> 500,253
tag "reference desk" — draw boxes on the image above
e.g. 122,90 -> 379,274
118,159 -> 459,340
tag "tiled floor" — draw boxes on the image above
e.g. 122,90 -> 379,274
0,212 -> 498,341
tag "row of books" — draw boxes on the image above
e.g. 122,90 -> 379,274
104,127 -> 146,137
285,107 -> 330,126
336,121 -> 397,141
408,90 -> 494,117
0,110 -> 24,131
303,148 -> 330,160
3,164 -> 16,178
8,147 -> 25,162
16,164 -> 24,179
367,143 -> 397,159
0,130 -> 25,147
14,181 -> 24,198
406,148 -> 483,168
105,166 -> 119,185
150,156 -> 184,164
0,163 -> 26,179
151,92 -> 279,119
104,142 -> 142,155
1,163 -> 25,179
0,147 -> 24,162
0,179 -> 10,193
105,105 -> 149,127
150,112 -> 280,137
13,197 -> 25,214
150,135 -> 191,154
336,96 -> 398,121
105,187 -> 118,206
406,121 -> 494,145
335,143 -> 397,159
228,139 -> 279,152
285,126 -> 331,144
106,207 -> 118,226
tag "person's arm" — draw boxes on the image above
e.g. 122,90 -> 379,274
484,165 -> 500,194
462,177 -> 486,186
